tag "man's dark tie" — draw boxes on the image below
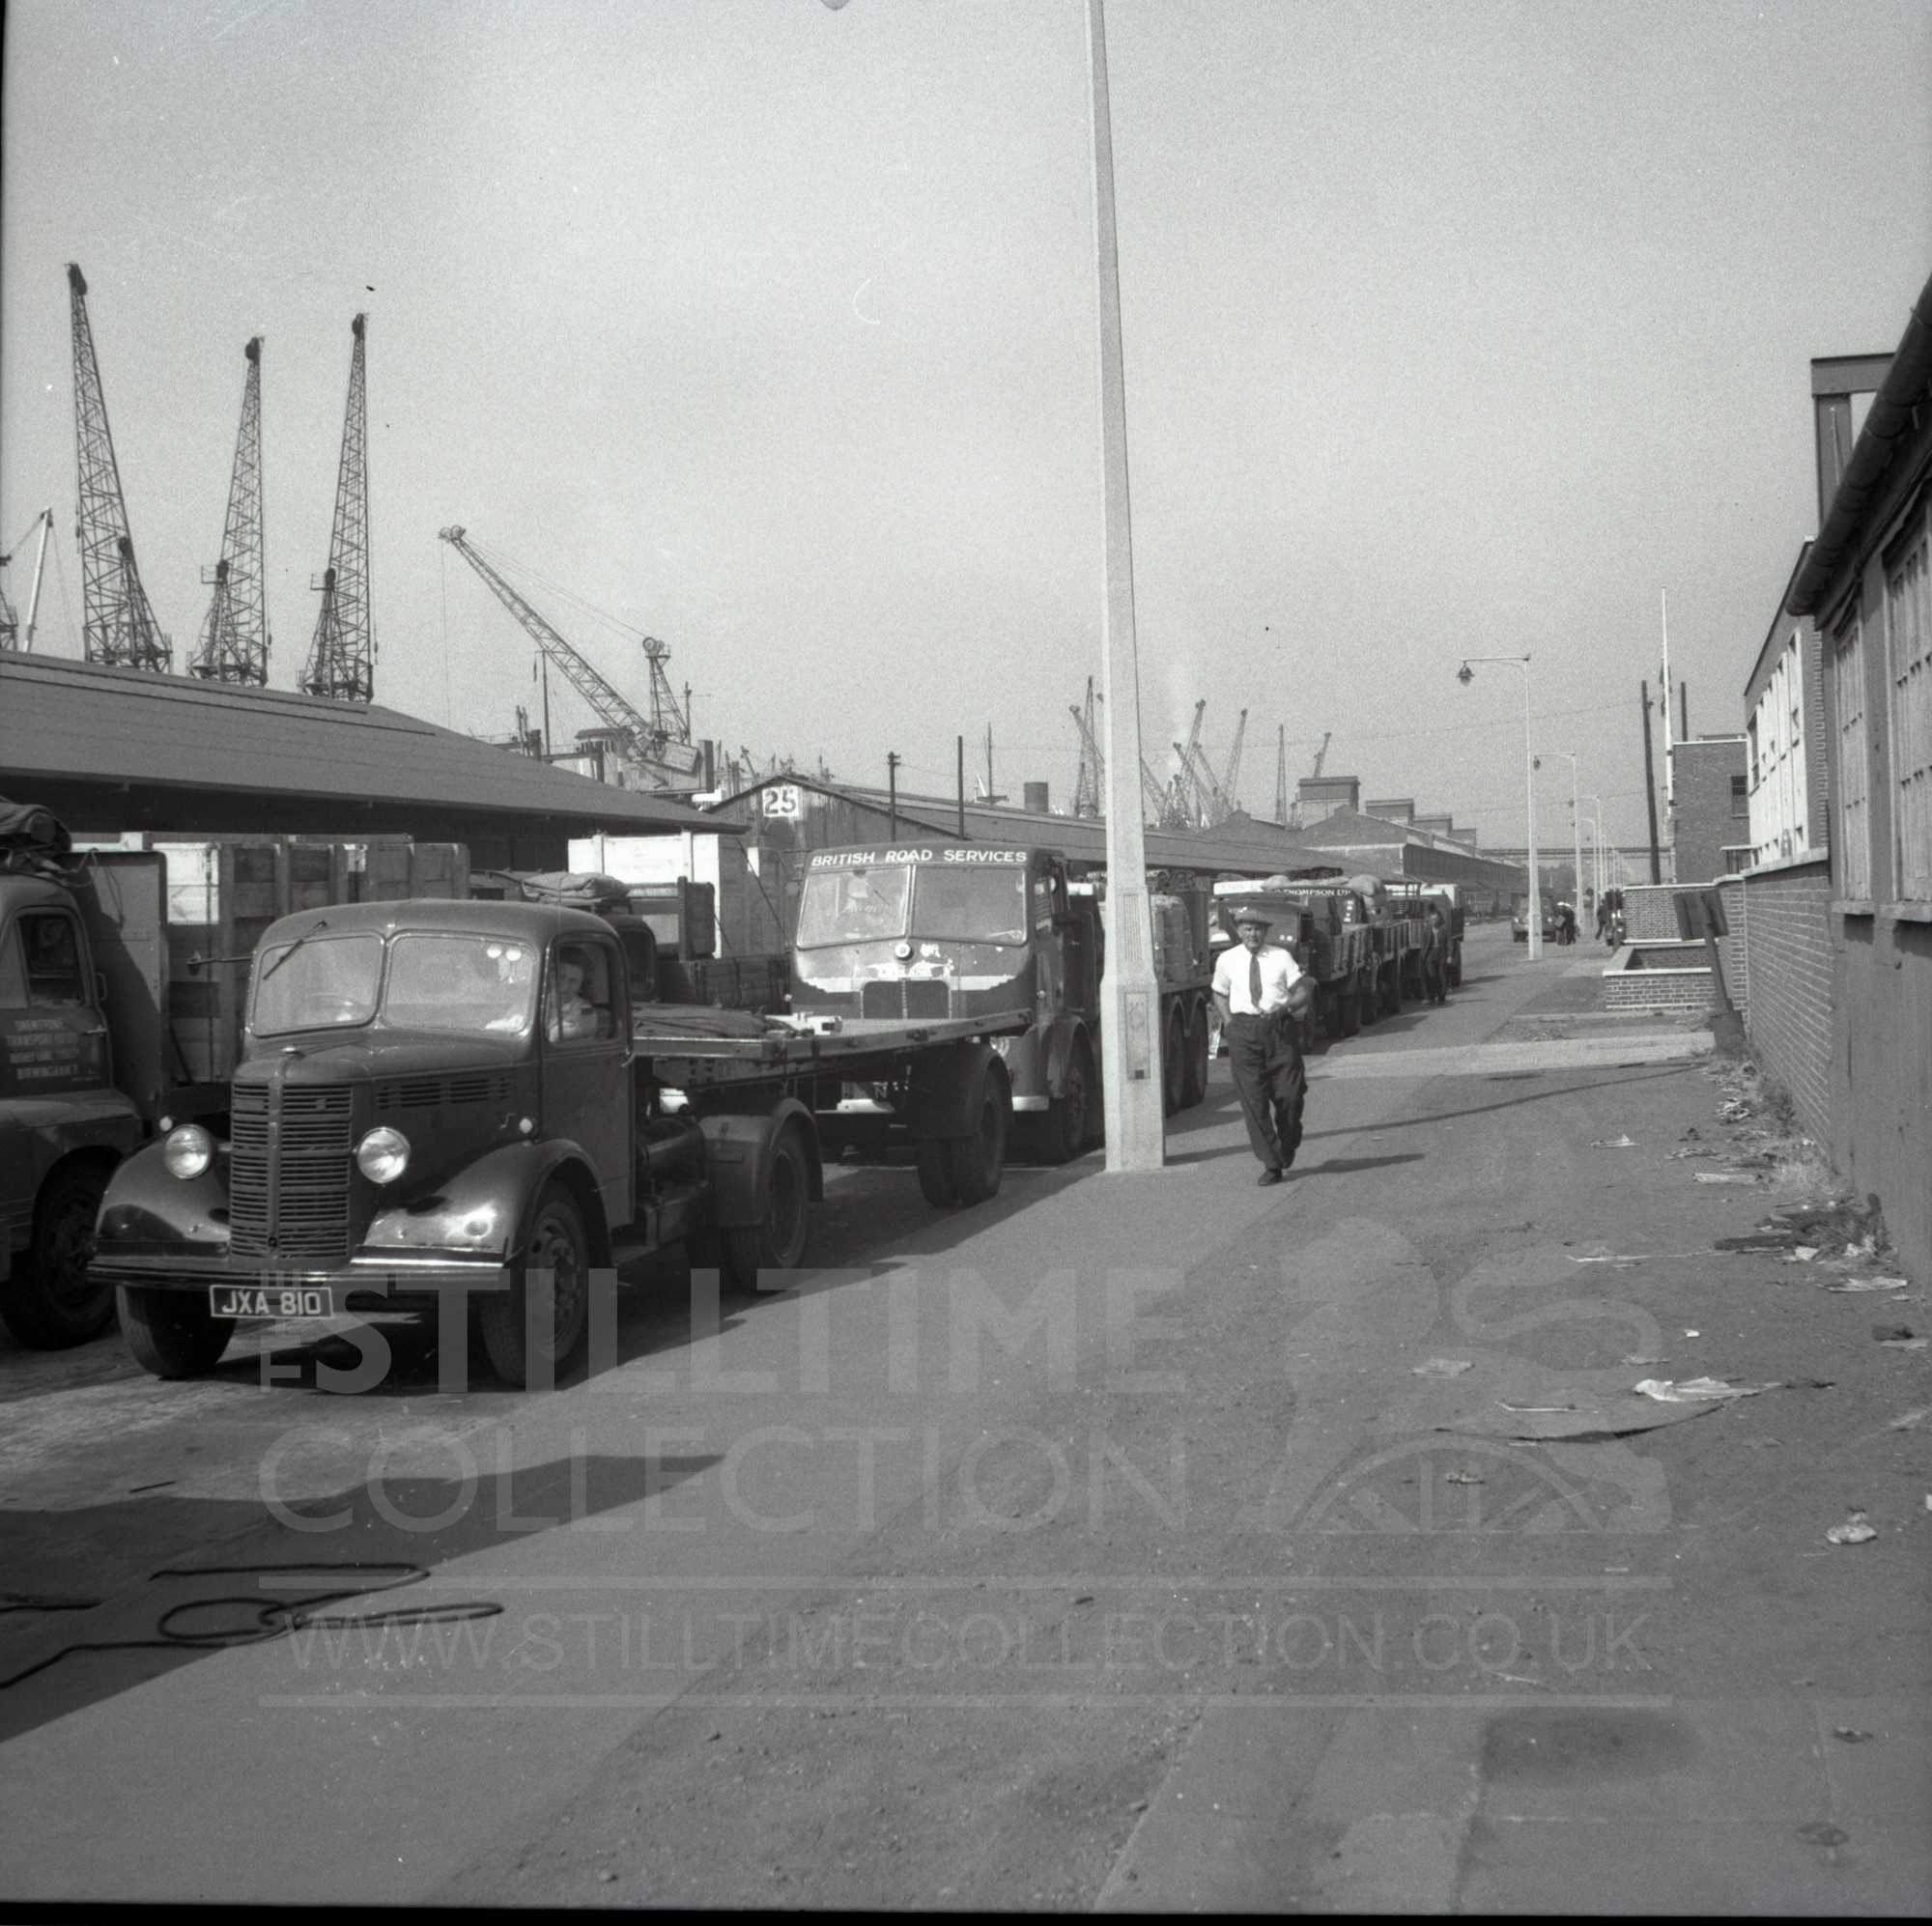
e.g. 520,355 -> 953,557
1250,951 -> 1264,1010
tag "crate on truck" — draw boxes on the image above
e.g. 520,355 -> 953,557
89,896 -> 1033,1387
786,843 -> 1215,1175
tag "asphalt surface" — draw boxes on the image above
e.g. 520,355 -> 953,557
1,924 -> 1925,1912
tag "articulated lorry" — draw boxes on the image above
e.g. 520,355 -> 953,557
786,842 -> 1214,1176
88,894 -> 1030,1386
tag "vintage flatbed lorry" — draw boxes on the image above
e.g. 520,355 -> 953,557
87,896 -> 1030,1387
785,842 -> 1213,1179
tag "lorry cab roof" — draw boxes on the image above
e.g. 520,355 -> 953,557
257,896 -> 613,950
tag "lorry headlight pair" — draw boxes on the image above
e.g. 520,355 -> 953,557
355,1126 -> 411,1185
163,1124 -> 214,1179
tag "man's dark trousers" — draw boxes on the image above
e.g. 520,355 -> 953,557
1225,1009 -> 1306,1174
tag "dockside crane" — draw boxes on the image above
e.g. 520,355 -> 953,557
1288,728 -> 1332,828
1273,723 -> 1288,824
302,315 -> 374,703
0,510 -> 54,652
439,526 -> 702,782
1218,709 -> 1248,818
191,337 -> 269,684
67,264 -> 171,671
1071,676 -> 1102,818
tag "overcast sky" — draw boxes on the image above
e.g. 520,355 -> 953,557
4,0 -> 1928,849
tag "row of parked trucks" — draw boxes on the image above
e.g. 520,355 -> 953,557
1,806 -> 1459,1385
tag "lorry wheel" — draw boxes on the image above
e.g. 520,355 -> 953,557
916,1137 -> 959,1206
480,1183 -> 591,1387
117,1286 -> 234,1378
1181,1003 -> 1209,1108
726,1128 -> 811,1287
1035,1041 -> 1092,1165
1162,1008 -> 1186,1116
4,1163 -> 115,1349
946,1070 -> 1009,1205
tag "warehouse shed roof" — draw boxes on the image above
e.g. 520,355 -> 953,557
0,655 -> 731,840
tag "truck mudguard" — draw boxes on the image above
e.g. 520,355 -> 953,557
94,1135 -> 227,1255
360,1138 -> 613,1268
895,1038 -> 1008,1140
698,1098 -> 823,1229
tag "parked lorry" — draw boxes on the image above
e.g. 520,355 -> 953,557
88,895 -> 1031,1386
1,803 -> 466,1349
1385,881 -> 1464,987
786,843 -> 1213,1175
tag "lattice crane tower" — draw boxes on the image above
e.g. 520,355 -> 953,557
302,315 -> 374,702
190,337 -> 270,684
67,264 -> 172,671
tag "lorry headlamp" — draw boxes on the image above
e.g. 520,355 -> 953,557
355,1126 -> 412,1185
162,1124 -> 214,1180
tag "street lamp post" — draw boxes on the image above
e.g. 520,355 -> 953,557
1458,655 -> 1540,959
1536,749 -> 1583,925
1087,0 -> 1163,1169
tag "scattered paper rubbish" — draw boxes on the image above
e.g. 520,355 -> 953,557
1826,1276 -> 1910,1294
1622,1354 -> 1666,1367
1695,1172 -> 1759,1185
1881,1337 -> 1930,1352
1568,1254 -> 1647,1266
1591,1134 -> 1637,1149
1887,1408 -> 1929,1430
1667,1147 -> 1719,1160
1634,1376 -> 1770,1403
1792,1246 -> 1820,1262
1825,1512 -> 1878,1545
1798,1821 -> 1849,1849
1717,1099 -> 1756,1122
1441,1470 -> 1484,1486
1832,1728 -> 1876,1743
1684,1330 -> 1700,1338
1715,1233 -> 1796,1253
1411,1358 -> 1474,1378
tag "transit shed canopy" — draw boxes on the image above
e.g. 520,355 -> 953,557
0,655 -> 734,841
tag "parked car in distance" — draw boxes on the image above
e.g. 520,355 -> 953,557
1511,892 -> 1557,943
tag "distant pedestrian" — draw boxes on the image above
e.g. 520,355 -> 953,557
1558,901 -> 1577,946
1422,903 -> 1449,1003
1210,910 -> 1313,1186
1595,895 -> 1610,943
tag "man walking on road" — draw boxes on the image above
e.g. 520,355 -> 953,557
1211,909 -> 1314,1186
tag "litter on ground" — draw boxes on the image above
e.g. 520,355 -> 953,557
1695,1172 -> 1758,1185
1888,1408 -> 1930,1430
1826,1276 -> 1910,1294
1634,1376 -> 1770,1402
1591,1134 -> 1636,1149
1825,1512 -> 1878,1545
1411,1359 -> 1474,1378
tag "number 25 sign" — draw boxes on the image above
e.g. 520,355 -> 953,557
763,784 -> 802,820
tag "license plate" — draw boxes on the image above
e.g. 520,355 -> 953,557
209,1284 -> 335,1318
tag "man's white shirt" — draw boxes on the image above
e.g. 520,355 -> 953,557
1212,942 -> 1305,1016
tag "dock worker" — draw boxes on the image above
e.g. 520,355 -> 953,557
1211,908 -> 1315,1186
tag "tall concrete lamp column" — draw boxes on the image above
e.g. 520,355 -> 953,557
1459,655 -> 1540,960
1088,0 -> 1162,1169
1536,748 -> 1583,919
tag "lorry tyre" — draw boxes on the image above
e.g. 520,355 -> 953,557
725,1127 -> 811,1288
480,1182 -> 591,1387
916,1137 -> 959,1206
117,1286 -> 234,1378
1355,967 -> 1378,1026
1181,1003 -> 1209,1108
1162,1007 -> 1186,1115
1036,1037 -> 1092,1165
4,1163 -> 115,1349
946,1066 -> 1010,1205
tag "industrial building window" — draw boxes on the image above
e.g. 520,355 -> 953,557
1833,609 -> 1872,900
1886,521 -> 1931,899
1730,775 -> 1748,818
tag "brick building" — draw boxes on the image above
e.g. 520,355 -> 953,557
1667,735 -> 1749,881
1781,272 -> 1932,1281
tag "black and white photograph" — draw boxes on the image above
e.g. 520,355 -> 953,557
1,0 -> 1928,1911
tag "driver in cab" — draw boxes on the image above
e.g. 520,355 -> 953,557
550,948 -> 605,1041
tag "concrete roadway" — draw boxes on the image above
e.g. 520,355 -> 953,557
0,924 -> 1925,1911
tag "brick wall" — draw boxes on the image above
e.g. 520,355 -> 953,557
1602,965 -> 1718,1009
1733,859 -> 1833,1142
1623,882 -> 1746,994
1669,738 -> 1748,882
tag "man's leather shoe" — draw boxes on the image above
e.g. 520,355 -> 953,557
1257,1168 -> 1283,1187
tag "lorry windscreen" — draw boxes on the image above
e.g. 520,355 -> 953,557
795,865 -> 914,949
251,932 -> 384,1034
911,865 -> 1028,945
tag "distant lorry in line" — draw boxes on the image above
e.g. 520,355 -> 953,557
786,842 -> 1214,1177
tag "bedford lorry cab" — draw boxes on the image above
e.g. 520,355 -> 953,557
91,897 -> 658,1385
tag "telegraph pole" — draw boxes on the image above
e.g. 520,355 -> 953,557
1640,679 -> 1662,884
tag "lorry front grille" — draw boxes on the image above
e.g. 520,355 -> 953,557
229,1082 -> 355,1260
861,978 -> 950,1020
